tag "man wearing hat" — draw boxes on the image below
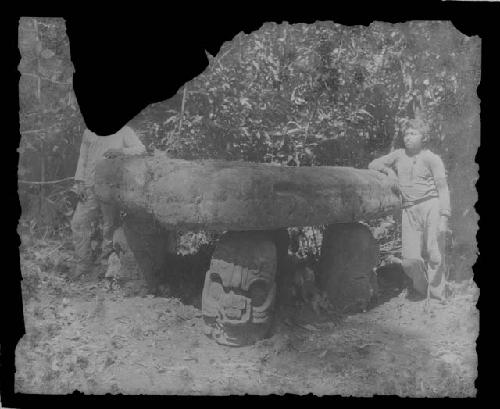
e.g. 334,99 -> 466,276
368,120 -> 451,301
71,125 -> 146,279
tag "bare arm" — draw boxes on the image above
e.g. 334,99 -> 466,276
104,126 -> 146,158
368,150 -> 399,179
435,177 -> 451,218
427,153 -> 451,217
122,126 -> 146,155
425,152 -> 452,234
74,130 -> 91,182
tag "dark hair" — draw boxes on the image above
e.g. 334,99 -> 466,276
403,119 -> 430,143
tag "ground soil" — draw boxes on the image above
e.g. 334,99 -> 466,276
15,237 -> 478,396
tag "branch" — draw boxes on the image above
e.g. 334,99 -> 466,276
18,176 -> 74,185
177,85 -> 188,136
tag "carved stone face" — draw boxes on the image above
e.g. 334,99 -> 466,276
202,231 -> 277,346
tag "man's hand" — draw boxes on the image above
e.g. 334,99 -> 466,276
385,168 -> 398,180
104,148 -> 124,159
72,182 -> 83,195
72,181 -> 87,201
438,215 -> 450,234
388,176 -> 401,196
384,170 -> 400,196
371,167 -> 400,195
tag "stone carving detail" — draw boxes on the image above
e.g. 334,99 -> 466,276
202,231 -> 277,346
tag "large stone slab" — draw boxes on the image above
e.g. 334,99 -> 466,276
94,156 -> 401,231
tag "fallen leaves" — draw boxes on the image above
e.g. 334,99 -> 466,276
16,235 -> 478,396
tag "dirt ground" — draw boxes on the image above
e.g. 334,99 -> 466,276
15,237 -> 478,397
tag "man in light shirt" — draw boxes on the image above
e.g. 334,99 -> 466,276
368,120 -> 451,301
71,125 -> 146,278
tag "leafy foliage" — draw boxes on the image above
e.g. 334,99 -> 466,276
130,21 -> 479,170
128,21 -> 479,279
18,18 -> 85,236
18,20 -> 479,281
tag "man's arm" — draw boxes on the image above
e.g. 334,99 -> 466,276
368,150 -> 399,179
104,126 -> 146,158
427,152 -> 451,231
121,126 -> 146,155
435,178 -> 451,217
74,130 -> 91,182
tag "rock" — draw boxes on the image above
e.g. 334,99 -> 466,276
121,215 -> 173,293
105,253 -> 121,279
318,223 -> 379,313
202,231 -> 277,346
93,157 -> 399,305
94,156 -> 401,231
111,227 -> 141,280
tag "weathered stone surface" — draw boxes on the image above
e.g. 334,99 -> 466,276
121,214 -> 174,292
94,156 -> 401,231
318,223 -> 379,312
110,227 -> 141,280
202,231 -> 277,346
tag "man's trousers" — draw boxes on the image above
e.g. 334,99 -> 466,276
401,197 -> 447,300
70,187 -> 117,275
